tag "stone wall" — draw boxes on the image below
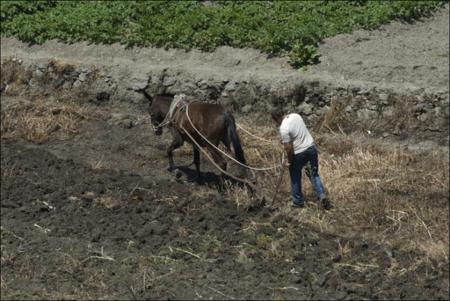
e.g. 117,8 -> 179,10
1,57 -> 448,144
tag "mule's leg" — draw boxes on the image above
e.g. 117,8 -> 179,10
192,146 -> 202,183
221,135 -> 231,153
167,128 -> 184,172
207,146 -> 228,189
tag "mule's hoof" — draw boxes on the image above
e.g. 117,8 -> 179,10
188,176 -> 203,184
168,166 -> 182,179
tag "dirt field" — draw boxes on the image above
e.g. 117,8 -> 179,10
1,5 -> 449,301
1,93 -> 448,300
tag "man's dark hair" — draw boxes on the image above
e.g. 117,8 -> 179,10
270,107 -> 285,120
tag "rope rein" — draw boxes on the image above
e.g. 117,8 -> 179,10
235,123 -> 278,144
178,122 -> 260,193
184,103 -> 282,171
151,111 -> 171,130
151,95 -> 188,130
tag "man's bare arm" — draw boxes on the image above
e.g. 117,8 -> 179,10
283,142 -> 294,165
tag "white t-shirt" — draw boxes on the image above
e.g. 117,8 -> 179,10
279,113 -> 314,154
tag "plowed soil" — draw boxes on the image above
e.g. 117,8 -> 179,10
1,105 -> 448,299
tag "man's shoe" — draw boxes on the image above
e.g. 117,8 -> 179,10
320,197 -> 332,210
291,203 -> 305,209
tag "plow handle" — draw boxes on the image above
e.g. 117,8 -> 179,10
271,166 -> 286,205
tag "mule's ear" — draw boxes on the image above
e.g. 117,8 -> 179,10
141,90 -> 153,105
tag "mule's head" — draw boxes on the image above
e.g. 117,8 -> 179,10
148,107 -> 164,136
143,92 -> 174,136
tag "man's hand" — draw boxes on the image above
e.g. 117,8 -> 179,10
282,142 -> 294,168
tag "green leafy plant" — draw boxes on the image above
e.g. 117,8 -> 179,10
288,43 -> 320,69
1,0 -> 446,68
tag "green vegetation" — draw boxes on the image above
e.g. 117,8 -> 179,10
1,0 -> 446,67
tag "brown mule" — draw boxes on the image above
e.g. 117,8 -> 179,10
142,91 -> 247,183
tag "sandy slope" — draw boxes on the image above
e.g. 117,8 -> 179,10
304,4 -> 449,93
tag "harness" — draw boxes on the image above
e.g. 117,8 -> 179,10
151,94 -> 190,131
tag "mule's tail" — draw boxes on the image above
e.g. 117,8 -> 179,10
225,112 -> 247,166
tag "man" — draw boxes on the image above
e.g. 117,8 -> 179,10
271,108 -> 331,210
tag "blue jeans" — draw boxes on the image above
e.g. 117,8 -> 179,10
289,145 -> 326,205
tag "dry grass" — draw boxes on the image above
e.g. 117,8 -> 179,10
47,58 -> 76,75
0,58 -> 31,96
93,188 -> 124,210
1,97 -> 91,144
1,57 -> 102,144
95,195 -> 122,210
223,181 -> 255,210
319,95 -> 352,133
89,154 -> 109,171
228,119 -> 449,262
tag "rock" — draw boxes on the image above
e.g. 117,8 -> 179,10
350,86 -> 360,94
78,72 -> 87,82
81,191 -> 95,201
309,113 -> 318,120
241,104 -> 252,114
357,108 -> 377,120
224,80 -> 239,92
433,106 -> 441,116
95,92 -> 110,103
379,93 -> 389,103
122,119 -> 133,129
163,76 -> 176,86
37,63 -> 46,70
73,80 -> 82,88
357,87 -> 371,95
62,81 -> 72,90
197,79 -> 209,88
417,112 -> 429,122
382,107 -> 394,117
414,103 -> 427,113
368,103 -> 378,110
33,69 -> 44,79
111,113 -> 129,120
131,81 -> 148,91
316,105 -> 330,115
345,105 -> 353,113
298,102 -> 313,115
